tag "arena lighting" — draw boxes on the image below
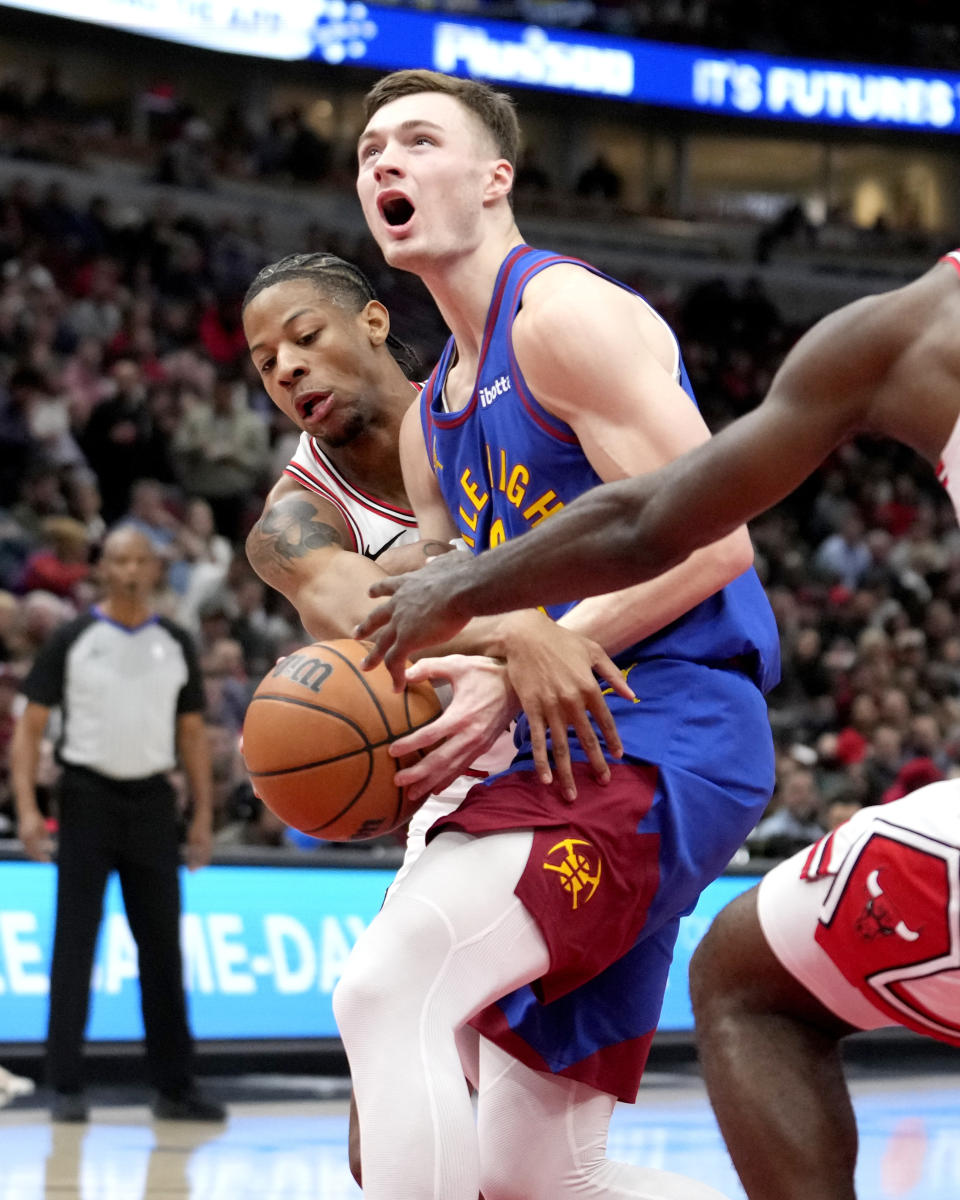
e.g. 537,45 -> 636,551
5,0 -> 960,131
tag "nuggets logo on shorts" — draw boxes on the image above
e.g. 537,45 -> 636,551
542,837 -> 602,910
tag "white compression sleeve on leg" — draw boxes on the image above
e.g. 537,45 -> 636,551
333,830 -> 549,1200
477,1038 -> 733,1200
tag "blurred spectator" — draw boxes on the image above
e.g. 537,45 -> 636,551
862,723 -> 905,801
78,359 -> 162,521
514,147 -> 553,201
0,663 -> 22,831
63,467 -> 106,547
16,516 -> 90,601
65,256 -> 124,343
154,116 -> 215,190
173,371 -> 270,539
882,756 -> 946,804
0,373 -> 51,506
204,720 -> 257,841
748,765 -> 826,858
11,590 -> 74,668
172,496 -> 233,625
201,636 -> 252,733
907,712 -> 950,774
9,463 -> 67,545
878,686 -> 912,736
823,793 -> 863,831
23,368 -> 85,472
228,572 -> 297,679
284,109 -> 331,184
60,335 -> 112,427
873,474 -> 921,537
575,153 -> 622,203
755,201 -> 816,264
813,512 -> 872,590
116,478 -> 182,560
197,294 -> 248,369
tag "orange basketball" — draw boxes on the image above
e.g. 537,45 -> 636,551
241,639 -> 442,841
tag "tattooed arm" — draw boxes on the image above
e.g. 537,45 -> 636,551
246,476 -> 450,640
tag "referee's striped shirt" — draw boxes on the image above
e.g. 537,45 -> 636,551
21,606 -> 205,781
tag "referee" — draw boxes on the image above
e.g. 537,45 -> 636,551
12,526 -> 225,1123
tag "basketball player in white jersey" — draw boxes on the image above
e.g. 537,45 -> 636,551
243,253 -> 628,805
241,251 -> 630,1188
358,250 -> 960,1199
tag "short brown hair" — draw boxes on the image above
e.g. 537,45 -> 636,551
363,70 -> 520,170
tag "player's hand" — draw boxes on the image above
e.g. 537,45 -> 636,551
389,655 -> 514,803
17,810 -> 53,862
357,556 -> 476,688
496,612 -> 633,801
185,817 -> 213,871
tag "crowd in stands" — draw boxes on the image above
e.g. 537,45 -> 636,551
1,56 -> 959,862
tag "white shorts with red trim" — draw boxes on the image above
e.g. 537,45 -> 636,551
385,730 -> 516,900
757,780 -> 960,1043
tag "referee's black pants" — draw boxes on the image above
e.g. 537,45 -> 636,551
47,767 -> 195,1098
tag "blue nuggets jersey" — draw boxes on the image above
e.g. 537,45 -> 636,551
421,244 -> 781,698
420,246 -> 780,1098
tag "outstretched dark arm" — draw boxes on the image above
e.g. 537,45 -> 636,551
357,281 -> 922,661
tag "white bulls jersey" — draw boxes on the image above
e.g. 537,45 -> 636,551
283,421 -> 515,868
284,432 -> 419,560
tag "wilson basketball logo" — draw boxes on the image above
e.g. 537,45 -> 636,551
543,838 -> 602,910
270,653 -> 334,693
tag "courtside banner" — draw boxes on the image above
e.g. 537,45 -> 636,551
4,1 -> 960,131
0,860 -> 759,1042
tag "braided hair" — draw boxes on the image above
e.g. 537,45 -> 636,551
242,252 -> 422,380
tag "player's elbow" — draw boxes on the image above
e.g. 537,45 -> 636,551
722,526 -> 756,580
244,520 -> 274,584
696,526 -> 755,591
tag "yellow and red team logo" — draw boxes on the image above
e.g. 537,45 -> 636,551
543,838 -> 602,910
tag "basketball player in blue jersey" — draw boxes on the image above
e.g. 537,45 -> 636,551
335,69 -> 781,1200
354,241 -> 960,1197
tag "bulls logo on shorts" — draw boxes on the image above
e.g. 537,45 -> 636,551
815,819 -> 960,1043
542,837 -> 602,910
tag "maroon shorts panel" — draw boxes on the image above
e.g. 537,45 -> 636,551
428,761 -> 661,1003
472,1002 -> 656,1103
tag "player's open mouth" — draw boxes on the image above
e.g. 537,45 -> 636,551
296,392 -> 332,422
379,194 -> 414,228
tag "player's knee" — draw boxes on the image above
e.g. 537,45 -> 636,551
479,1157 -> 547,1200
333,895 -> 452,1039
479,1116 -> 570,1200
689,887 -> 762,1027
332,946 -> 390,1042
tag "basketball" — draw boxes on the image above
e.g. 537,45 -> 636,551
241,639 -> 443,841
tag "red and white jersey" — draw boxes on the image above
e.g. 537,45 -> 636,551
762,781 -> 960,1045
284,432 -> 418,560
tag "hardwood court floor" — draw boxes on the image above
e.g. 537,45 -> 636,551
1,1067 -> 959,1199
